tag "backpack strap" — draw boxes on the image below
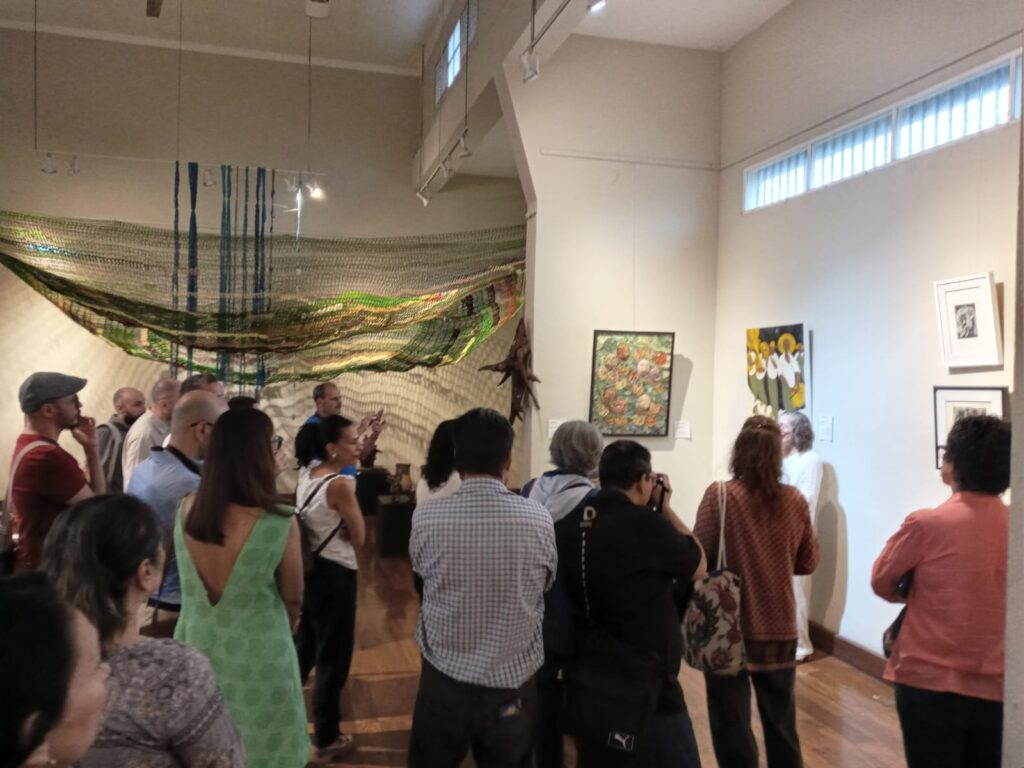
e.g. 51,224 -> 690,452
716,480 -> 729,571
2,440 -> 51,551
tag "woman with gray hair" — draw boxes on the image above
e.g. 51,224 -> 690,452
779,410 -> 822,661
523,419 -> 604,522
523,419 -> 603,768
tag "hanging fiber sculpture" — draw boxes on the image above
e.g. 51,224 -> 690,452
0,185 -> 524,386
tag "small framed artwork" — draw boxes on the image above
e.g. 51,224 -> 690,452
934,273 -> 1002,368
933,386 -> 1008,468
589,331 -> 674,437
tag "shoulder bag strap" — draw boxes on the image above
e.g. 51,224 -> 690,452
300,474 -> 347,555
2,440 -> 51,549
716,480 -> 729,571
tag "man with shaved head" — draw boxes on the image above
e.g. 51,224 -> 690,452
95,386 -> 146,493
127,390 -> 229,633
122,378 -> 181,487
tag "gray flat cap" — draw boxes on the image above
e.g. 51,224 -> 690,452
19,372 -> 87,413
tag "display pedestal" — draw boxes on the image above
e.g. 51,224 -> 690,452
376,494 -> 415,557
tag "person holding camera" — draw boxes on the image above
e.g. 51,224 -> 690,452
556,439 -> 706,767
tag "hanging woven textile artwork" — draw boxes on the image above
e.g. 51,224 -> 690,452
0,163 -> 525,385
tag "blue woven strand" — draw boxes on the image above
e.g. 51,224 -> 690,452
218,164 -> 231,379
171,160 -> 180,374
258,167 -> 267,313
241,167 -> 249,316
252,169 -> 261,314
268,169 -> 275,312
186,162 -> 199,374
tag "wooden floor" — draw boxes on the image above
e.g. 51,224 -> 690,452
311,530 -> 904,767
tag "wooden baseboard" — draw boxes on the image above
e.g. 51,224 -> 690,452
809,621 -> 888,681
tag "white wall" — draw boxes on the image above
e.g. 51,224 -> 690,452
0,28 -> 528,489
715,0 -> 1022,652
504,35 -> 721,519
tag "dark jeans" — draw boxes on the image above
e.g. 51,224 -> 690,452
895,683 -> 1002,768
294,556 -> 358,748
408,660 -> 536,768
534,656 -> 565,768
577,711 -> 702,768
704,669 -> 802,768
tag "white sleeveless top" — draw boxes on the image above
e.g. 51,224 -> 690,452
296,471 -> 358,570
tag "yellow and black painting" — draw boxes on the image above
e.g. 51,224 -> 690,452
746,324 -> 806,418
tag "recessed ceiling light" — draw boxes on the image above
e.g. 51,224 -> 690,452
587,0 -> 607,12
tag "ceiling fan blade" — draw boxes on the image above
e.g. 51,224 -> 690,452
146,0 -> 163,18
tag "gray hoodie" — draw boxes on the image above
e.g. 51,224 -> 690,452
525,472 -> 595,523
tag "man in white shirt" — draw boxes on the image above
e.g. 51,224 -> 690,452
122,378 -> 180,487
780,410 -> 822,661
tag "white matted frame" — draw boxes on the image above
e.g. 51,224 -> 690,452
933,272 -> 1002,368
933,386 -> 1008,468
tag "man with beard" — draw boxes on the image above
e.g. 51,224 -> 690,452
95,387 -> 147,493
5,372 -> 106,572
126,391 -> 229,632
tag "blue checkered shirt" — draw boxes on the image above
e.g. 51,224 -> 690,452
411,477 -> 557,689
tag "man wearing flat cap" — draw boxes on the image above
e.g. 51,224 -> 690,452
3,372 -> 106,572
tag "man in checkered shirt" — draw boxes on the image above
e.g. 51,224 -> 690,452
409,407 -> 557,767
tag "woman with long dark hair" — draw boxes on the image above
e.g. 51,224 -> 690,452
0,572 -> 109,768
293,415 -> 366,760
42,495 -> 243,767
415,419 -> 461,506
693,415 -> 818,768
173,408 -> 309,768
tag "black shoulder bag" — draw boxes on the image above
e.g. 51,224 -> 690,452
563,503 -> 662,758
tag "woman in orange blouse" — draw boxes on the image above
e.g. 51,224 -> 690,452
872,414 -> 1010,768
694,416 -> 818,768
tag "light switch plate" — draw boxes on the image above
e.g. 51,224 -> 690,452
548,419 -> 566,438
815,413 -> 834,442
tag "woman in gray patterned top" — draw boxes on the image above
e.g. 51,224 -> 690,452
42,495 -> 245,768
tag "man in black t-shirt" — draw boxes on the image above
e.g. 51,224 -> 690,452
556,440 -> 706,767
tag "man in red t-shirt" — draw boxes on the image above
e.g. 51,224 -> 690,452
6,372 -> 106,571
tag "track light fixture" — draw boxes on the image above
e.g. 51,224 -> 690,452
455,134 -> 472,159
202,167 -> 217,187
587,0 -> 607,12
416,189 -> 431,207
520,49 -> 540,83
40,152 -> 57,175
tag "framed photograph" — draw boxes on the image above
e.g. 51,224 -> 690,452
934,273 -> 1002,368
933,386 -> 1008,468
589,331 -> 674,436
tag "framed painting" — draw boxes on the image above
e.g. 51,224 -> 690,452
746,323 -> 807,418
933,386 -> 1008,468
589,331 -> 674,437
934,273 -> 1002,368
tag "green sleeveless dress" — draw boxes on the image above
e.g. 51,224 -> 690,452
174,509 -> 309,768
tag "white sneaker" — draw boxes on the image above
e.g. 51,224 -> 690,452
310,734 -> 355,763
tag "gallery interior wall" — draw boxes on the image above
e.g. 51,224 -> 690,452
504,34 -> 721,519
0,27 -> 528,489
713,0 -> 1022,654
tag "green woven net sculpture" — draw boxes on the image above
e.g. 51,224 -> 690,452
0,208 -> 525,385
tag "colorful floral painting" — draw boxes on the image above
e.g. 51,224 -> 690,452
746,323 -> 807,418
588,331 -> 674,436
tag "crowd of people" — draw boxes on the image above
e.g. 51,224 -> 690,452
0,368 -> 1011,768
